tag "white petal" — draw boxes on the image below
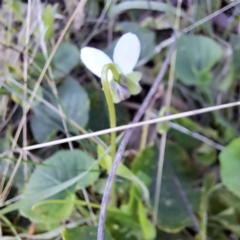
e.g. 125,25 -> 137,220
113,33 -> 141,74
80,47 -> 113,78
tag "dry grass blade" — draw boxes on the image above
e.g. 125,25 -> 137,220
10,0 -> 88,155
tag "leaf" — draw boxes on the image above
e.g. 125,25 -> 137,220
98,145 -> 149,201
134,144 -> 200,231
9,81 -> 43,107
230,34 -> 240,79
138,200 -> 156,240
0,138 -> 10,152
42,5 -> 54,39
52,43 -> 79,79
0,138 -> 25,188
86,84 -> 130,131
208,186 -> 240,238
62,226 -> 112,240
30,78 -> 89,143
194,144 -> 217,166
98,145 -> 138,179
175,35 -> 223,86
93,178 -> 107,195
109,1 -> 187,19
106,210 -> 143,240
157,231 -> 189,240
120,185 -> 139,215
84,0 -> 99,18
212,208 -> 240,237
126,71 -> 142,95
20,150 -> 99,223
105,22 -> 155,62
219,138 -> 240,198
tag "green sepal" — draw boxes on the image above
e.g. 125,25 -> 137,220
126,71 -> 142,95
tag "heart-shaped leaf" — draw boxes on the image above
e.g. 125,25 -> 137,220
175,35 -> 223,86
133,144 -> 200,231
20,150 -> 99,223
30,77 -> 89,143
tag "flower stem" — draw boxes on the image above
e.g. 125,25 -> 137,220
101,63 -> 120,160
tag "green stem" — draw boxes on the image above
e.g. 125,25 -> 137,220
101,63 -> 120,160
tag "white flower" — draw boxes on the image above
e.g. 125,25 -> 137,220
80,32 -> 141,79
80,32 -> 142,103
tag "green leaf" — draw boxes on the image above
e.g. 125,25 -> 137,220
9,81 -> 43,107
106,210 -> 143,240
98,145 -> 137,179
212,208 -> 240,237
86,84 -> 130,131
132,146 -> 155,186
138,200 -> 156,240
126,71 -> 142,95
0,138 -> 25,188
62,226 -> 112,240
53,43 -> 79,79
30,77 -> 89,143
219,138 -> 240,197
208,186 -> 240,238
98,145 -> 149,201
20,150 -> 99,223
0,138 -> 10,152
84,0 -> 99,18
42,5 -> 54,39
194,144 -> 217,166
230,34 -> 240,79
175,35 -> 223,86
157,231 -> 189,240
109,1 -> 187,19
85,85 -> 109,131
120,185 -> 139,215
136,144 -> 200,231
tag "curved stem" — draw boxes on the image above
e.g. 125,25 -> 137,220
101,63 -> 120,160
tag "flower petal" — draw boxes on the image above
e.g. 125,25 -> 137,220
113,33 -> 141,74
80,47 -> 113,78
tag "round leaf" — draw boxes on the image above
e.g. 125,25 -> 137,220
53,43 -> 79,79
220,138 -> 240,198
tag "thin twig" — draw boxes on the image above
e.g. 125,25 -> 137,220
9,0 -> 88,155
0,104 -> 18,132
37,0 -> 96,222
22,0 -> 31,180
37,0 -> 73,150
82,0 -> 112,47
6,77 -> 105,147
169,122 -> 224,151
183,0 -> 240,33
122,102 -> 224,150
153,0 -> 182,226
0,152 -> 23,201
22,100 -> 240,152
97,46 -> 175,240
